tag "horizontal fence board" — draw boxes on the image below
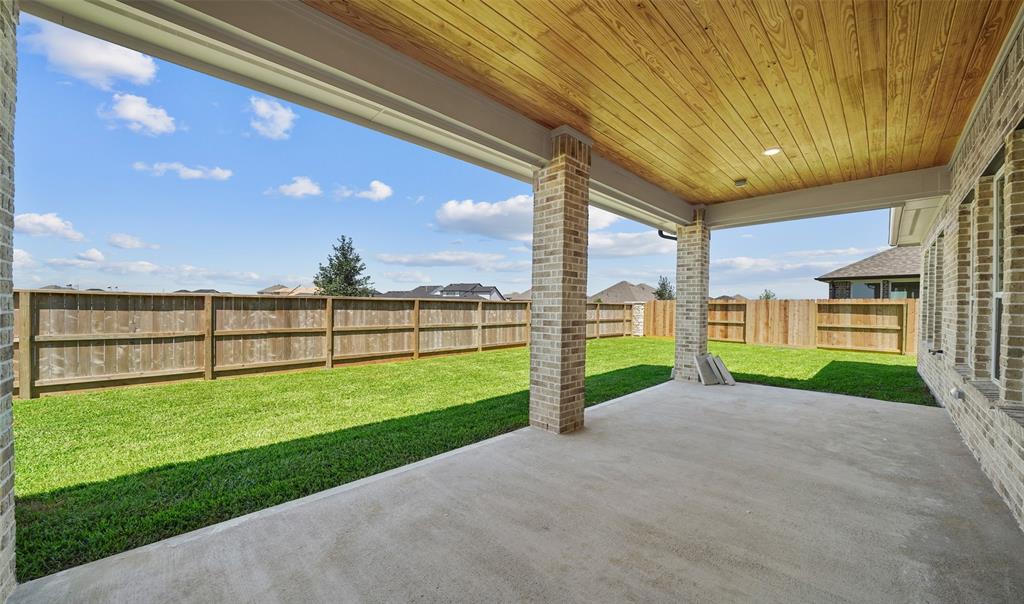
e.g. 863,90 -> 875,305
13,291 -> 628,397
646,298 -> 918,355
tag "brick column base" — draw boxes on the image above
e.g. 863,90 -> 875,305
529,127 -> 590,434
674,209 -> 710,381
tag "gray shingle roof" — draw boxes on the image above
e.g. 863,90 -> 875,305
588,281 -> 656,303
816,246 -> 921,281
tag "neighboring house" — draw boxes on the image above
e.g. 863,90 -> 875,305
257,284 -> 318,296
712,294 -> 747,301
816,246 -> 921,299
588,281 -> 656,304
175,288 -> 225,294
505,289 -> 532,301
378,283 -> 505,301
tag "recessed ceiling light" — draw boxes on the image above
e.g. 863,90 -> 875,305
762,147 -> 781,156
734,178 -> 748,187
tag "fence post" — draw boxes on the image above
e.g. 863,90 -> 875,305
18,291 -> 34,399
204,295 -> 215,380
525,301 -> 531,346
412,299 -> 421,359
477,300 -> 484,351
622,303 -> 628,336
900,301 -> 909,355
595,303 -> 601,338
743,300 -> 753,344
324,297 -> 334,368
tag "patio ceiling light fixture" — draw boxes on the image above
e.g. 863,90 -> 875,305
762,147 -> 781,156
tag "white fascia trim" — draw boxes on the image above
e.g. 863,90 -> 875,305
24,0 -> 692,228
704,166 -> 951,230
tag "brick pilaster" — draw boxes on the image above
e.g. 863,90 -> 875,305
0,1 -> 15,599
973,177 -> 995,378
674,208 -> 709,381
529,127 -> 590,434
953,199 -> 972,365
1000,130 -> 1024,405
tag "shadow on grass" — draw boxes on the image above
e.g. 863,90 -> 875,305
730,360 -> 934,406
16,364 -> 670,581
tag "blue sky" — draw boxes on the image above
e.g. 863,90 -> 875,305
13,15 -> 891,298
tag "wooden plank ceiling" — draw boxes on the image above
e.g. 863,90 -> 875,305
307,0 -> 1022,204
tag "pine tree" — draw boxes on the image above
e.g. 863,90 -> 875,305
654,275 -> 675,300
313,236 -> 375,296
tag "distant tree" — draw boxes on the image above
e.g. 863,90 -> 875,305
314,236 -> 375,296
654,275 -> 675,300
758,289 -> 777,300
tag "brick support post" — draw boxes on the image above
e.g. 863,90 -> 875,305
529,127 -> 590,434
972,177 -> 995,378
1000,130 -> 1024,405
674,208 -> 710,381
0,1 -> 15,598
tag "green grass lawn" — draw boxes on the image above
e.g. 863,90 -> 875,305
709,340 -> 934,406
14,337 -> 930,580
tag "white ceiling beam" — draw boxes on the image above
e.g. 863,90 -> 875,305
24,0 -> 693,229
703,166 -> 951,230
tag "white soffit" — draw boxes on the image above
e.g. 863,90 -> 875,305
24,0 -> 692,230
888,198 -> 943,247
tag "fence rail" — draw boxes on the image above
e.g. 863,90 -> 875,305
13,290 -> 632,398
644,298 -> 918,355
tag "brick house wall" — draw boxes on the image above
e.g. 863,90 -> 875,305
0,0 -> 14,598
918,18 -> 1024,531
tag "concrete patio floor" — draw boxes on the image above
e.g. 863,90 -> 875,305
13,380 -> 1024,603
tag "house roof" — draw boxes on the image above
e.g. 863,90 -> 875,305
258,284 -> 290,294
505,289 -> 532,301
816,246 -> 922,282
588,281 -> 656,304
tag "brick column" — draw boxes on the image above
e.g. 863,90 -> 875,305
1000,130 -> 1024,405
529,126 -> 590,434
972,176 -> 995,378
0,1 -> 15,599
674,208 -> 710,381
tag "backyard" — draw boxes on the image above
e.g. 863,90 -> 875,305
14,337 -> 931,580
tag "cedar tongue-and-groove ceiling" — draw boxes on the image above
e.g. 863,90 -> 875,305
307,0 -> 1021,204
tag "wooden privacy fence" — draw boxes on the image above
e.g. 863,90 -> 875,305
644,298 -> 918,355
13,290 -> 632,398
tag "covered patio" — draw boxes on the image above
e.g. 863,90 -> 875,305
3,0 -> 1024,600
12,381 -> 1024,602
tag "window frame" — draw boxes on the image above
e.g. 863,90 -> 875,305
993,168 -> 1006,384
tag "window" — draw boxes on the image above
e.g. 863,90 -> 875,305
890,282 -> 919,299
994,170 -> 1006,382
851,281 -> 881,299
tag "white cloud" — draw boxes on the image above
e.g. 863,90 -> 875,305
108,233 -> 159,249
589,207 -> 622,230
357,180 -> 392,201
274,176 -> 322,198
133,161 -> 232,180
77,248 -> 105,263
383,270 -> 433,283
377,250 -> 526,272
335,180 -> 394,201
783,246 -> 887,258
249,97 -> 296,140
712,256 -> 845,273
13,249 -> 35,270
740,233 -> 754,239
589,231 -> 676,257
23,16 -> 156,90
15,212 -> 85,241
435,195 -> 621,242
435,194 -> 532,241
106,94 -> 175,135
